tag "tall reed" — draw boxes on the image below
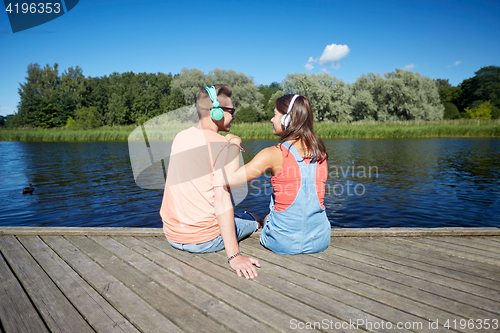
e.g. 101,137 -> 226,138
1,119 -> 499,141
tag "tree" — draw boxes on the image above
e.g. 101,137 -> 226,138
350,73 -> 380,121
464,100 -> 492,120
233,105 -> 261,123
69,106 -> 101,129
443,102 -> 460,119
3,115 -> 15,128
438,86 -> 461,104
160,88 -> 185,113
377,69 -> 443,121
84,76 -> 108,125
258,82 -> 282,120
283,69 -> 444,122
170,68 -> 207,105
262,90 -> 287,121
130,72 -> 159,123
14,63 -> 61,127
435,79 -> 451,90
458,66 -> 500,114
492,104 -> 500,119
106,91 -> 130,125
170,68 -> 264,117
60,66 -> 85,107
282,73 -> 352,121
55,93 -> 76,127
104,72 -> 135,125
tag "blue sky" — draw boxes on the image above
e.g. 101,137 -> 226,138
1,0 -> 499,117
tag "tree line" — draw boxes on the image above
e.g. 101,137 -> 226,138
436,66 -> 500,120
2,64 -> 499,128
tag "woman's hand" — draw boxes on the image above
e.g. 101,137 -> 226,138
229,255 -> 260,279
225,134 -> 242,146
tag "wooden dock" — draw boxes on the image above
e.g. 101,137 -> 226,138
1,227 -> 499,333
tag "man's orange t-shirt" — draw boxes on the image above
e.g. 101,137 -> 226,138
160,126 -> 230,244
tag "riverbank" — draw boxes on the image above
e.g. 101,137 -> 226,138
1,119 -> 499,141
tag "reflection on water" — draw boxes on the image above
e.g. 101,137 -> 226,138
1,138 -> 499,228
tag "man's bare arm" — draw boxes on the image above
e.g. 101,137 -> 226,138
214,185 -> 260,279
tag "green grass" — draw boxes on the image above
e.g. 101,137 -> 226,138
1,119 -> 499,141
0,126 -> 136,141
231,119 -> 500,139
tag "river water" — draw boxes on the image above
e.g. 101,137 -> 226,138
1,138 -> 499,228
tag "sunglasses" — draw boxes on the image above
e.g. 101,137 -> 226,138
212,106 -> 235,116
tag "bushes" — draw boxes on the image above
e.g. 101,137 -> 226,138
443,102 -> 460,119
233,105 -> 261,123
464,101 -> 493,120
66,106 -> 101,129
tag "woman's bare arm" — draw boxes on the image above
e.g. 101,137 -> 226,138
224,145 -> 280,186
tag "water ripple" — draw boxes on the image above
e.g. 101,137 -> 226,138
1,138 -> 499,228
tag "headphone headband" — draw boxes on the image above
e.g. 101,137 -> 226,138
281,94 -> 300,129
287,94 -> 300,114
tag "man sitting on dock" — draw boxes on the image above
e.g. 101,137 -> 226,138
159,84 -> 261,279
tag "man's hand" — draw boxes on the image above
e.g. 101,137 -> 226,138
229,255 -> 260,279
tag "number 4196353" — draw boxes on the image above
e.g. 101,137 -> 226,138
444,319 -> 498,330
5,3 -> 61,14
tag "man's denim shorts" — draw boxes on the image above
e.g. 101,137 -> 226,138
167,211 -> 258,253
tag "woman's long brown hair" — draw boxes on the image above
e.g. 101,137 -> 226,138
275,94 -> 328,163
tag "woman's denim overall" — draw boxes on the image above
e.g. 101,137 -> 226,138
260,142 -> 331,255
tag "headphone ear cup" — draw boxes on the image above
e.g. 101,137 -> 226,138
281,113 -> 291,128
211,107 -> 224,121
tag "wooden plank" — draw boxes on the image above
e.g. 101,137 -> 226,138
201,250 -> 429,333
0,236 -> 94,333
145,237 -> 343,325
488,238 -> 500,244
0,227 -> 164,236
363,237 -> 500,282
436,237 -> 500,257
331,227 -> 500,237
0,246 -> 49,333
239,239 -> 466,332
42,235 -> 182,333
318,238 -> 500,314
18,236 -> 139,333
2,226 -> 500,237
464,237 -> 500,249
403,238 -> 500,266
134,236 -> 322,333
392,237 -> 500,273
94,235 -> 269,333
330,237 -> 500,292
67,235 -> 220,333
244,237 -> 495,325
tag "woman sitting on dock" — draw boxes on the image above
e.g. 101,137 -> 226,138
225,94 -> 330,255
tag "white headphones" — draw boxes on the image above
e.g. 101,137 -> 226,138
281,94 -> 299,129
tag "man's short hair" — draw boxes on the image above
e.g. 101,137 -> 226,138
196,84 -> 232,119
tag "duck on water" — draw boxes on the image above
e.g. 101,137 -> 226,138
22,184 -> 34,194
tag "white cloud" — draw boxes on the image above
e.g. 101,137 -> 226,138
403,64 -> 415,70
305,57 -> 315,70
448,61 -> 462,67
321,68 -> 329,74
318,44 -> 350,67
305,44 -> 349,71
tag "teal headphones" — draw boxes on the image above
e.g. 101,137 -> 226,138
205,86 -> 224,121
